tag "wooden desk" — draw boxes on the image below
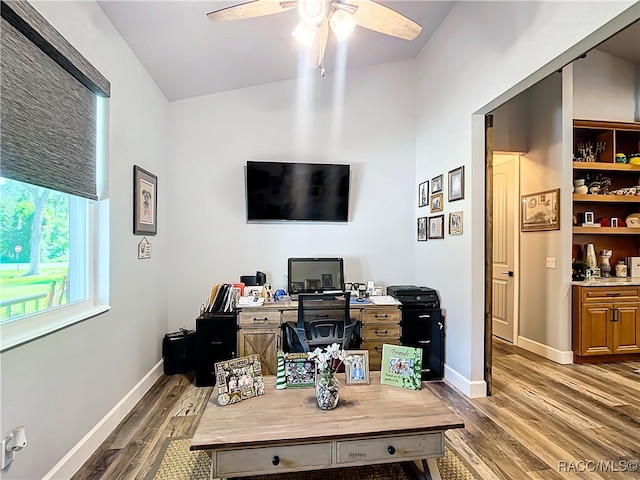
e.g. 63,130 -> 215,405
191,372 -> 464,479
238,301 -> 402,375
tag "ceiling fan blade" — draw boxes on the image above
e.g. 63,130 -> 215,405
207,0 -> 295,23
347,0 -> 422,40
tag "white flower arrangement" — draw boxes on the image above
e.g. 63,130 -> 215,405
308,343 -> 353,385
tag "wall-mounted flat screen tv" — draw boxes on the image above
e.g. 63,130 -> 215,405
246,161 -> 350,222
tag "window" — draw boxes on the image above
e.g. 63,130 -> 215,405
0,178 -> 88,319
0,0 -> 110,351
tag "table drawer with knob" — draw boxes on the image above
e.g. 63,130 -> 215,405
215,442 -> 332,476
335,433 -> 443,465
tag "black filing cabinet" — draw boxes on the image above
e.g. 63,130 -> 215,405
387,285 -> 444,381
400,306 -> 444,380
195,313 -> 238,386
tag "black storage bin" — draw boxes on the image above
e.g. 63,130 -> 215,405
162,328 -> 196,375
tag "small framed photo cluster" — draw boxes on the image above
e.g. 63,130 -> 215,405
417,166 -> 465,241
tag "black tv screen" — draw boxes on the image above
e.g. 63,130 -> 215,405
246,161 -> 350,222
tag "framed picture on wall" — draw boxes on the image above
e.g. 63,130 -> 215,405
417,217 -> 427,241
449,211 -> 463,235
418,181 -> 429,207
428,215 -> 445,239
430,193 -> 443,213
521,188 -> 560,232
448,166 -> 465,201
133,165 -> 158,235
431,174 -> 443,194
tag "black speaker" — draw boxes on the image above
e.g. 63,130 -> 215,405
162,329 -> 196,375
256,271 -> 266,285
195,313 -> 238,386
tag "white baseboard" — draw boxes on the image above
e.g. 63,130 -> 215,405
443,365 -> 487,398
517,336 -> 573,364
43,360 -> 164,480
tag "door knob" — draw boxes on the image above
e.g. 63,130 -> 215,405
500,271 -> 514,277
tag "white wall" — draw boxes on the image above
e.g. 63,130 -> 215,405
413,0 -> 637,397
574,49 -> 638,121
518,74 -> 570,353
0,2 -> 169,479
166,63 -> 418,330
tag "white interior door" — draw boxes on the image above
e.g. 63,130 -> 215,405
492,154 -> 518,342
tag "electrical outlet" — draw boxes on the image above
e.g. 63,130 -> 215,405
546,257 -> 556,269
1,435 -> 15,470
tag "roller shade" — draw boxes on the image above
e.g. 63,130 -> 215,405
0,0 -> 110,200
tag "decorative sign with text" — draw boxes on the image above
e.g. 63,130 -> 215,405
380,344 -> 422,390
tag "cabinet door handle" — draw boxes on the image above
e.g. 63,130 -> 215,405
606,293 -> 621,297
387,446 -> 396,455
272,455 -> 280,466
374,346 -> 382,352
611,308 -> 619,322
374,330 -> 388,336
418,339 -> 431,345
375,314 -> 388,319
253,317 -> 268,323
418,314 -> 431,319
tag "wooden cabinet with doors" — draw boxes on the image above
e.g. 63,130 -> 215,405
572,120 -> 640,269
237,310 -> 282,376
357,306 -> 401,370
572,284 -> 640,362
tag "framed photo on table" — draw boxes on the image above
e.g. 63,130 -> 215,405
214,354 -> 265,406
133,165 -> 158,235
284,353 -> 315,388
345,350 -> 370,385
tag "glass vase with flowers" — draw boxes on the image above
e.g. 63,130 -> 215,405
308,343 -> 352,410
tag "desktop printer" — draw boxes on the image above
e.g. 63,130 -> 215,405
386,285 -> 439,308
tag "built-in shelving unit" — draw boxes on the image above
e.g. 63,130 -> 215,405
572,119 -> 640,267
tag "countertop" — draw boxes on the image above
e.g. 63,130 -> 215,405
572,277 -> 640,286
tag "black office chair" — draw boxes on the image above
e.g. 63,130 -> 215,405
284,292 -> 357,353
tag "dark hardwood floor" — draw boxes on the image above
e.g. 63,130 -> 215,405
71,340 -> 640,480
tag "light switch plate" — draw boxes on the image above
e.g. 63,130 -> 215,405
546,257 -> 556,268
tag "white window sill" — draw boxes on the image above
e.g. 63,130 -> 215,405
0,303 -> 111,352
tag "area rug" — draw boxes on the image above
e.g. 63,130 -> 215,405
148,436 -> 479,480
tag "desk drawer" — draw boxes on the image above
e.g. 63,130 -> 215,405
360,324 -> 400,341
336,433 -> 443,465
215,442 -> 332,476
361,308 -> 401,325
239,311 -> 281,327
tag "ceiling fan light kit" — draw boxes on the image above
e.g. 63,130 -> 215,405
207,0 -> 422,74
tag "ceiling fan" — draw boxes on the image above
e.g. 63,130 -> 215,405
207,0 -> 422,75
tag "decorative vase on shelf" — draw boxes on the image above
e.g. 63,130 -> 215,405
316,375 -> 339,410
585,244 -> 597,270
600,250 -> 612,278
573,179 -> 588,195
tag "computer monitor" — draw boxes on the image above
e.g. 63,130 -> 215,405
287,258 -> 344,297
